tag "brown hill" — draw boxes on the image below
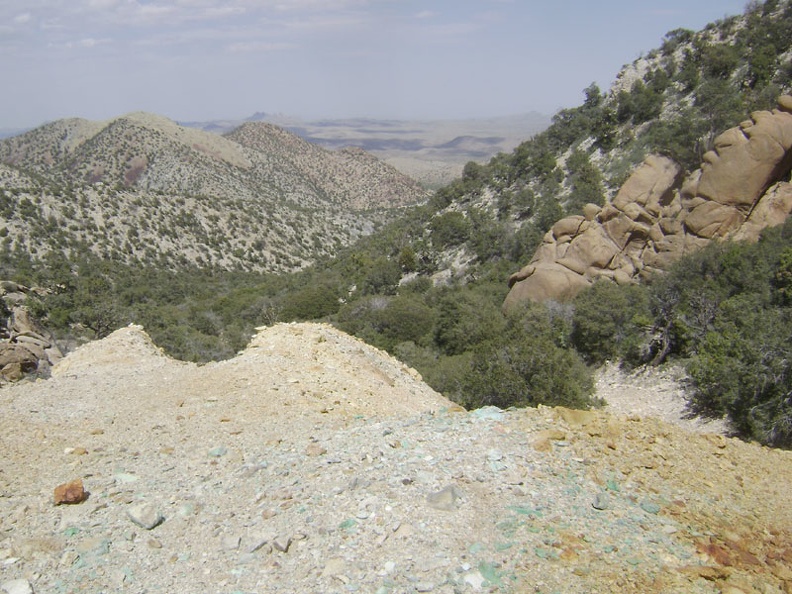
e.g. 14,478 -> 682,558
1,323 -> 791,593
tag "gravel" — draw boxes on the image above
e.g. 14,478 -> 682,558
0,323 -> 790,593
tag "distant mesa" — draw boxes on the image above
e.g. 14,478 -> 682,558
504,95 -> 792,310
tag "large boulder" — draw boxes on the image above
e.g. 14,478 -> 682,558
1,282 -> 63,383
504,96 -> 792,309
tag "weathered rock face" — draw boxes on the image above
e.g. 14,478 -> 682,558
504,96 -> 792,310
0,281 -> 63,382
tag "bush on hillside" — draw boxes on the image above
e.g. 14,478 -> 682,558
687,297 -> 792,447
457,302 -> 596,410
571,280 -> 652,366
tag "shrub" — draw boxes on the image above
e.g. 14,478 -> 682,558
430,212 -> 470,249
687,296 -> 792,447
457,302 -> 595,410
571,280 -> 652,365
277,283 -> 342,321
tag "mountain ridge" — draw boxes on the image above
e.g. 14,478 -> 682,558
0,113 -> 429,273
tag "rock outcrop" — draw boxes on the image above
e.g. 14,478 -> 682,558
504,96 -> 792,309
0,281 -> 63,382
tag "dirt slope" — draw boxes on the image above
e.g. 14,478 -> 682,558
1,323 -> 791,593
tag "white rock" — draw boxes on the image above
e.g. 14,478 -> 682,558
464,571 -> 485,590
1,579 -> 34,594
126,502 -> 164,530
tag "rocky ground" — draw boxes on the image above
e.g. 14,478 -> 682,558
1,323 -> 791,594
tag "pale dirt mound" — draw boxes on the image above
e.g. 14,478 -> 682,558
52,324 -> 173,374
1,324 -> 792,594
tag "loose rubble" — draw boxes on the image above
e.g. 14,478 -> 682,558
0,323 -> 790,593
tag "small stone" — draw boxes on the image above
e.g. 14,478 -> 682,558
272,535 -> 291,553
486,449 -> 503,462
640,501 -> 661,514
305,443 -> 327,457
555,407 -> 596,427
470,406 -> 504,422
208,446 -> 227,457
463,571 -> 485,590
0,579 -> 34,594
54,479 -> 88,505
426,485 -> 462,511
222,536 -> 241,551
147,538 -> 163,549
592,493 -> 609,511
415,583 -> 434,592
126,503 -> 164,530
322,557 -> 346,577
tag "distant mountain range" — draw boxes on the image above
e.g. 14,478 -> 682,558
0,112 -> 429,272
180,112 -> 551,188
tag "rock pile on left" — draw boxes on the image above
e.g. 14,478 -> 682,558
0,281 -> 62,383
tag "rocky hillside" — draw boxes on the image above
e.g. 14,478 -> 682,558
504,95 -> 792,307
0,113 -> 429,273
351,0 -> 792,293
1,323 -> 791,593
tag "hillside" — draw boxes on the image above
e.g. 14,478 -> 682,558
1,323 -> 791,593
0,113 -> 429,273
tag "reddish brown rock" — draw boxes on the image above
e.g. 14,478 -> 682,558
54,479 -> 88,505
504,96 -> 792,309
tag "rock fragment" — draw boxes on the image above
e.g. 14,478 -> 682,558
426,485 -> 462,511
126,502 -> 164,530
272,535 -> 292,552
592,493 -> 609,511
0,580 -> 34,594
53,479 -> 88,505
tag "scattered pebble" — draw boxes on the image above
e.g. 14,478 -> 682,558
426,485 -> 462,511
592,493 -> 609,511
126,502 -> 164,530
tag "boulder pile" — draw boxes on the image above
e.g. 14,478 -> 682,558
504,95 -> 792,309
0,281 -> 62,382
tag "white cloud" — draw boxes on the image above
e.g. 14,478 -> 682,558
13,12 -> 32,24
226,40 -> 296,52
414,10 -> 435,19
67,37 -> 111,48
85,0 -> 120,9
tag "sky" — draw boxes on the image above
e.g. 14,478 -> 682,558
0,0 -> 749,129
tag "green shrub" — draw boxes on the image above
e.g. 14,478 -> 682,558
433,289 -> 507,356
571,280 -> 652,365
457,302 -> 595,410
279,283 -> 341,321
429,212 -> 470,249
687,297 -> 792,447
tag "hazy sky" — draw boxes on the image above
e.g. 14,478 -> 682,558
0,0 -> 748,128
